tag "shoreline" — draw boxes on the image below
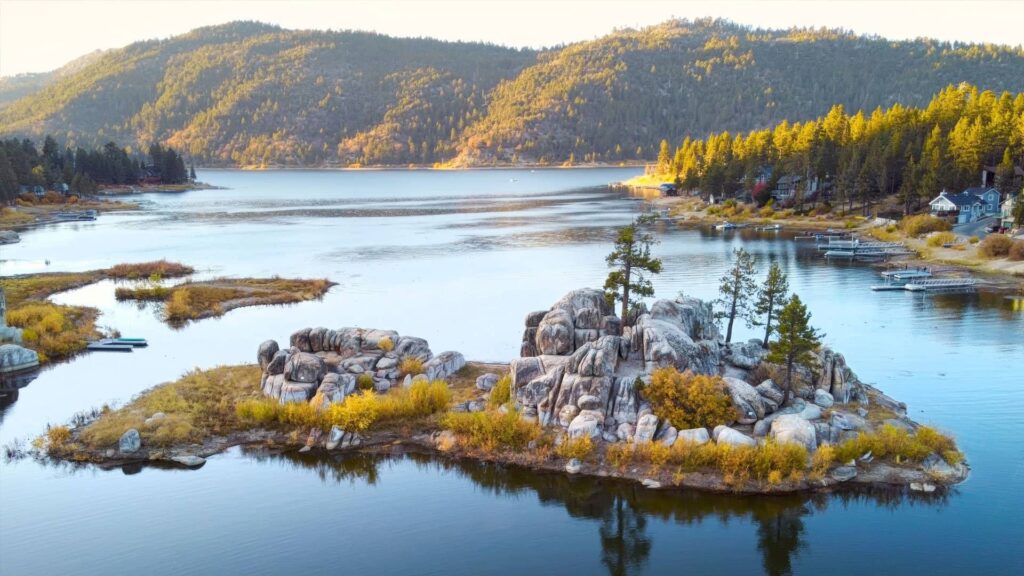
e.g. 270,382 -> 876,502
50,404 -> 968,496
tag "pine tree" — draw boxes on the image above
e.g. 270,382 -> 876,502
753,261 -> 789,348
767,295 -> 823,404
994,148 -> 1016,196
656,139 -> 671,174
604,214 -> 663,323
716,247 -> 758,344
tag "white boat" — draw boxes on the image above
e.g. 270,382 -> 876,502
757,224 -> 782,231
714,221 -> 737,230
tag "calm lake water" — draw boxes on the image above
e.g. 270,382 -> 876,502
1,168 -> 1022,575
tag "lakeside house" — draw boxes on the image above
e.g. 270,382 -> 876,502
770,174 -> 828,204
928,187 -> 1001,224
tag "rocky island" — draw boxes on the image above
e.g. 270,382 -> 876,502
40,288 -> 966,495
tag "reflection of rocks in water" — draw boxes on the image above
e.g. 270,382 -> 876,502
0,366 -> 39,424
279,452 -> 952,576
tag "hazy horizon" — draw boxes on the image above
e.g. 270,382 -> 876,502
2,0 -> 1024,77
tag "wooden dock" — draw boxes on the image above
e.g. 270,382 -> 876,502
872,278 -> 977,293
86,337 -> 148,353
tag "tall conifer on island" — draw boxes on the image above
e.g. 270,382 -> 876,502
768,294 -> 823,404
754,261 -> 789,348
604,215 -> 662,324
716,247 -> 758,343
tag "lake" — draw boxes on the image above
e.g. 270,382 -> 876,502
1,168 -> 1022,575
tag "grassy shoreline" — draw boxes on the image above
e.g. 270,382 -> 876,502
36,362 -> 966,494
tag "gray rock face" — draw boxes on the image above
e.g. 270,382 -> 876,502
756,379 -> 784,405
567,410 -> 604,438
770,414 -> 818,451
257,340 -> 279,370
565,459 -> 582,474
119,429 -> 141,454
0,344 -> 39,373
607,376 -> 641,425
658,426 -> 679,447
830,466 -> 857,482
280,381 -> 317,403
266,350 -> 287,375
726,339 -> 767,369
814,389 -> 834,408
171,455 -> 206,467
922,454 -> 959,480
476,373 -> 499,391
285,352 -> 326,384
536,309 -> 574,355
831,411 -> 868,432
634,414 -> 659,443
723,377 -> 765,424
424,351 -> 465,381
715,426 -> 756,447
569,335 -> 620,377
676,427 -> 711,445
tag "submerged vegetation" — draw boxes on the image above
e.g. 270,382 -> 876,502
114,277 -> 333,324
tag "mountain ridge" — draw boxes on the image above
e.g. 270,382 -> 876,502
2,18 -> 1023,167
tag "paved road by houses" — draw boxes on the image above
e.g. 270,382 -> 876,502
953,215 -> 998,238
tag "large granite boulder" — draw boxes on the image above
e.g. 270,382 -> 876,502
424,351 -> 465,381
0,344 -> 39,374
723,377 -> 766,424
676,427 -> 711,445
714,426 -> 756,447
726,339 -> 767,369
257,340 -> 279,371
119,429 -> 141,454
536,309 -> 574,355
567,410 -> 603,438
634,414 -> 659,443
770,414 -> 818,451
285,352 -> 326,384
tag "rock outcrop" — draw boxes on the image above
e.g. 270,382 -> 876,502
510,288 -> 891,456
259,327 -> 463,405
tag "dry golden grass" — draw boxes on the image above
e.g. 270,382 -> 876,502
832,424 -> 961,465
5,302 -> 99,363
0,207 -> 36,227
81,365 -> 263,448
105,260 -> 194,280
555,436 -> 594,460
236,380 -> 452,434
441,409 -> 541,452
115,277 -> 333,323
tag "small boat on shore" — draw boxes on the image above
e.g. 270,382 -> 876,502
714,221 -> 738,230
756,224 -> 782,231
86,337 -> 148,352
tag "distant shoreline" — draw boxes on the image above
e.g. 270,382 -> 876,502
197,163 -> 648,173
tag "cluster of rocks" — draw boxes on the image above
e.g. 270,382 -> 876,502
257,326 -> 465,405
0,288 -> 39,380
509,288 -> 938,479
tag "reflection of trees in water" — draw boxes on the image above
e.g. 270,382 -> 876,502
225,450 -> 954,576
601,494 -> 652,576
242,446 -> 382,485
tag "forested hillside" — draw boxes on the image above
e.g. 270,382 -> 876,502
2,19 -> 1024,168
649,84 -> 1024,215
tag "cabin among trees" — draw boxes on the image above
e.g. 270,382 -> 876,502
0,136 -> 192,204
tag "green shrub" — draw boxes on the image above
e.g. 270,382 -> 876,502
325,391 -> 379,432
902,214 -> 951,237
979,234 -> 1013,258
968,235 -> 980,244
487,374 -> 512,408
356,373 -> 375,390
641,367 -> 735,430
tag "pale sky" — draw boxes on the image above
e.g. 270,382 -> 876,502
1,0 -> 1023,76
